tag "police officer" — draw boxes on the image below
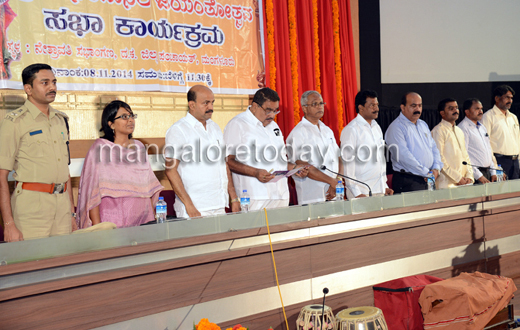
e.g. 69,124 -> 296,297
0,63 -> 76,242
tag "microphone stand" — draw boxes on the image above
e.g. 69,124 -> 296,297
320,166 -> 373,197
321,287 -> 329,330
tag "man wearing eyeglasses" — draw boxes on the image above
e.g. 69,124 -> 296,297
164,85 -> 240,218
341,90 -> 393,198
286,90 -> 342,204
0,63 -> 76,242
224,87 -> 308,211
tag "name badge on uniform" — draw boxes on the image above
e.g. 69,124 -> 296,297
29,130 -> 43,136
273,128 -> 280,136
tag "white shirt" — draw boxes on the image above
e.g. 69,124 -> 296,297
481,105 -> 520,156
224,107 -> 289,200
340,114 -> 388,198
286,117 -> 339,205
165,112 -> 228,214
458,117 -> 497,179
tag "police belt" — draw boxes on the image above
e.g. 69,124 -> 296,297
22,182 -> 68,194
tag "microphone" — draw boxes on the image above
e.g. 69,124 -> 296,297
321,287 -> 329,329
462,161 -> 499,171
319,165 -> 373,197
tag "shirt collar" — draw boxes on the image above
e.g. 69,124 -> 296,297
492,104 -> 509,117
398,112 -> 417,125
185,111 -> 206,128
25,99 -> 56,120
440,119 -> 455,128
355,113 -> 376,127
244,106 -> 264,127
301,116 -> 321,128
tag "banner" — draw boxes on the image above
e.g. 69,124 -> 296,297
0,0 -> 265,94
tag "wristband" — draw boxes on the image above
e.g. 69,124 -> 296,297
231,198 -> 240,203
3,221 -> 13,227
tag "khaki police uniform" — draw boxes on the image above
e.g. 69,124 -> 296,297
0,100 -> 71,239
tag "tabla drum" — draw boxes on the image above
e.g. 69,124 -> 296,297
336,306 -> 388,330
296,304 -> 336,330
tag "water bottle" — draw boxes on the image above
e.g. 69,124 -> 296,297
496,165 -> 504,182
335,180 -> 344,201
155,196 -> 167,223
240,189 -> 250,212
427,171 -> 435,191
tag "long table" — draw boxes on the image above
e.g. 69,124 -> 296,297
1,182 -> 520,329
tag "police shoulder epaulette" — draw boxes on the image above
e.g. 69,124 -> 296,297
3,107 -> 28,122
54,109 -> 69,120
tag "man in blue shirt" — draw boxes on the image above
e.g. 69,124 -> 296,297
385,92 -> 443,193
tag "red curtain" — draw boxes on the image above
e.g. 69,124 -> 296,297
271,0 -> 295,136
339,0 -> 358,123
264,0 -> 358,141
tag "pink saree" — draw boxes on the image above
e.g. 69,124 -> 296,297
76,138 -> 163,229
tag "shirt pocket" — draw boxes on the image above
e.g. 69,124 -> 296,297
25,130 -> 48,158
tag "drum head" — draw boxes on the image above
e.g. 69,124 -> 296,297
302,304 -> 331,313
336,306 -> 380,320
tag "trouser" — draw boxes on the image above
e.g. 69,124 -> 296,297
474,167 -> 491,184
12,182 -> 71,240
392,171 -> 427,194
494,154 -> 520,180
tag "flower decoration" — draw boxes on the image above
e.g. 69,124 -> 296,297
288,0 -> 300,125
266,0 -> 276,90
195,318 -> 221,330
331,0 -> 344,132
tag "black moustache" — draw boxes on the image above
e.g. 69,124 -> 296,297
206,110 -> 213,113
413,111 -> 421,115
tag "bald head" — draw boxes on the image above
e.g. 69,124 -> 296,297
188,85 -> 212,103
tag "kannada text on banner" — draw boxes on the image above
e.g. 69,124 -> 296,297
0,0 -> 265,94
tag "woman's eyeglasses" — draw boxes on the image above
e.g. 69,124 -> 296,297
114,113 -> 138,120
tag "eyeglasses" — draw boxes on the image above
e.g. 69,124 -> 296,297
303,102 -> 326,108
113,113 -> 138,120
255,102 -> 280,115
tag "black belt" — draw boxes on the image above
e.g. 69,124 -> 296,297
494,153 -> 518,160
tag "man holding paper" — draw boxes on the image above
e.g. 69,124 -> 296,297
224,88 -> 308,211
286,90 -> 342,205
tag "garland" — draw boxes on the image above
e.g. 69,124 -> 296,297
332,0 -> 344,132
266,0 -> 276,90
312,0 -> 321,93
288,0 -> 300,124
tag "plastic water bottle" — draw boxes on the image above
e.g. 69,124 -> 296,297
155,196 -> 167,223
496,165 -> 504,182
335,180 -> 344,201
240,189 -> 250,212
427,171 -> 435,191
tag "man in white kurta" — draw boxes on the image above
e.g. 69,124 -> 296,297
286,91 -> 341,205
340,90 -> 392,199
431,98 -> 474,189
224,87 -> 308,211
164,85 -> 240,218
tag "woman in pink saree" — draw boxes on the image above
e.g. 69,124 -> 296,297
76,100 -> 163,229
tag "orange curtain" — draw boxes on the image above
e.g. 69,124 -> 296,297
264,0 -> 358,140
